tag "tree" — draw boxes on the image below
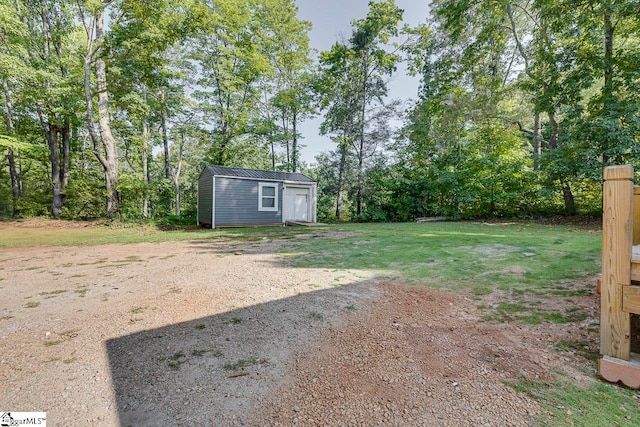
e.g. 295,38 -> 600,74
269,74 -> 315,172
2,78 -> 20,216
317,50 -> 360,219
513,0 -> 640,210
189,0 -> 312,170
261,3 -> 313,172
309,148 -> 356,221
107,0 -> 205,217
401,0 -> 640,215
0,1 -> 25,216
190,0 -> 268,166
1,0 -> 82,218
319,0 -> 403,217
79,0 -> 120,216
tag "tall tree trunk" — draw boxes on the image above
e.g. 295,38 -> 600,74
7,148 -> 19,216
548,112 -> 558,149
355,145 -> 363,217
263,92 -> 276,171
3,78 -> 20,216
95,18 -> 119,216
216,120 -> 229,165
43,118 -> 71,219
355,55 -> 369,218
171,130 -> 185,216
142,118 -> 150,218
270,140 -> 276,170
292,110 -> 298,172
140,85 -> 150,218
83,8 -> 119,217
282,116 -> 290,171
174,182 -> 180,216
161,88 -> 170,179
61,118 -> 70,190
17,149 -> 23,195
216,134 -> 229,166
161,89 -> 172,210
533,113 -> 541,170
46,126 -> 63,218
562,184 -> 575,214
507,3 -> 543,172
335,141 -> 348,219
546,111 -> 575,212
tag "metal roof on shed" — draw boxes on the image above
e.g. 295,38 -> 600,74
203,165 -> 315,183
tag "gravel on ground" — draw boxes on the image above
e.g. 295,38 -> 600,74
0,233 -> 599,426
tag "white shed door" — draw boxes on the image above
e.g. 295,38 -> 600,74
284,187 -> 309,221
294,194 -> 308,221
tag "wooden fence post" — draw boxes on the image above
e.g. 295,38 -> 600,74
634,186 -> 640,246
601,165 -> 634,360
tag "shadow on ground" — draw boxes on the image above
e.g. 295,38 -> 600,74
106,280 -> 378,427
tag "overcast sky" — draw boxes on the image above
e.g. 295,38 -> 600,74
294,0 -> 431,165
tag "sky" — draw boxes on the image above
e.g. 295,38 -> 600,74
294,0 -> 431,165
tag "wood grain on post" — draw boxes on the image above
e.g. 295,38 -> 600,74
601,165 -> 634,360
634,186 -> 640,246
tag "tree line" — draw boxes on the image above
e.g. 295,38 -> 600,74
1,0 -> 639,223
314,0 -> 639,221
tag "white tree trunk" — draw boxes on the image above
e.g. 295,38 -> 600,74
82,7 -> 119,216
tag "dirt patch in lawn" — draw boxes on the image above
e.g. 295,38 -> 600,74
0,217 -> 112,229
0,234 -> 600,426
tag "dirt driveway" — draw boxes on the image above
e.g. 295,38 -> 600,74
0,235 -> 599,426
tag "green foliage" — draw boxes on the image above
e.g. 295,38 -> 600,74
0,0 -> 313,221
0,156 -> 10,216
190,0 -> 312,167
361,122 -> 540,221
153,211 -> 197,227
0,135 -> 47,154
391,0 -> 639,220
455,123 -> 536,218
62,169 -> 106,219
1,0 -> 637,222
0,0 -> 85,219
0,153 -> 51,218
307,150 -> 356,221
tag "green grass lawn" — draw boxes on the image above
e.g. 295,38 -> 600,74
281,222 -> 601,291
281,222 -> 603,328
511,377 -> 640,426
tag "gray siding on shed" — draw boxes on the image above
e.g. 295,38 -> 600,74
214,177 -> 282,226
197,169 -> 213,226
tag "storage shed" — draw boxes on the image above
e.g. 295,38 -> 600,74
197,165 -> 317,228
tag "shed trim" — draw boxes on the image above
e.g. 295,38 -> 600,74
212,174 -> 313,185
203,165 -> 314,183
211,176 -> 216,229
196,179 -> 199,226
258,182 -> 279,212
